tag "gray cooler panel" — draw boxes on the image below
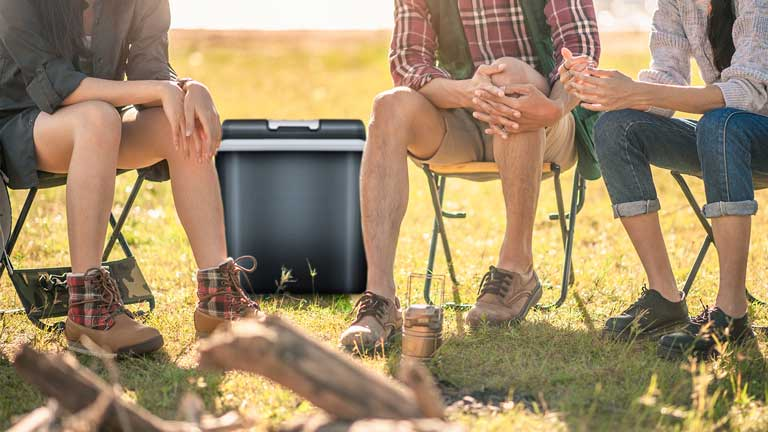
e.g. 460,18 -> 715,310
217,120 -> 367,295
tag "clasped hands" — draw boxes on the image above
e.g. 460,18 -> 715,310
468,62 -> 563,139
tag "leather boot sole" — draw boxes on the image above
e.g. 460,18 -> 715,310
468,284 -> 543,328
602,319 -> 689,342
340,329 -> 401,356
67,334 -> 164,359
657,333 -> 758,361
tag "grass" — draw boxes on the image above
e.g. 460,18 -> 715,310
1,30 -> 767,431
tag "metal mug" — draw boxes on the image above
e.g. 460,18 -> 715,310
401,273 -> 445,362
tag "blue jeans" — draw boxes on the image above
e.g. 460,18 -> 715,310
594,108 -> 768,219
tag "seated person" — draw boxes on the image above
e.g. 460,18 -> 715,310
566,0 -> 766,357
340,0 -> 600,352
0,0 -> 259,357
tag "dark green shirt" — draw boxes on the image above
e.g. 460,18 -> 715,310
0,0 -> 177,117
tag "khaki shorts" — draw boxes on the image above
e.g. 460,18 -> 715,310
411,108 -> 577,170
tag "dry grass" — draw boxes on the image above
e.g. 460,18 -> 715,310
0,31 -> 766,431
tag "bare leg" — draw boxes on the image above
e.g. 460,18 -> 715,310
711,216 -> 750,317
487,58 -> 550,273
618,214 -> 680,301
493,130 -> 545,273
118,108 -> 227,269
34,101 -> 122,273
360,88 -> 446,299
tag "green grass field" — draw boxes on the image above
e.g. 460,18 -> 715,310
1,30 -> 767,431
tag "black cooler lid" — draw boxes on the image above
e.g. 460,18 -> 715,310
222,120 -> 366,140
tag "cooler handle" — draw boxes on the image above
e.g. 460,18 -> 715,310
267,120 -> 320,131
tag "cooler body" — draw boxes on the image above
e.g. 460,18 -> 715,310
217,120 -> 367,295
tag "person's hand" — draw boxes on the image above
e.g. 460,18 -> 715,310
473,84 -> 564,138
570,68 -> 650,112
182,81 -> 222,163
464,63 -> 507,108
559,47 -> 595,95
157,81 -> 187,155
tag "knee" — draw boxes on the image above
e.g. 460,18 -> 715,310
490,57 -> 549,95
369,87 -> 426,145
593,109 -> 649,160
696,108 -> 747,158
371,87 -> 424,123
70,101 -> 122,142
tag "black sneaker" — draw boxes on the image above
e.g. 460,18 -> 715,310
657,306 -> 756,360
603,287 -> 689,341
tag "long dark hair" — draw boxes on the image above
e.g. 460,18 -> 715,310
35,0 -> 86,61
707,0 -> 737,72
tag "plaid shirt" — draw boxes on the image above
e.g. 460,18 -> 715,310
390,0 -> 601,89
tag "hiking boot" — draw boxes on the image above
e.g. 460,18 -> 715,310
466,266 -> 542,328
194,256 -> 262,338
339,292 -> 402,354
603,287 -> 688,341
64,268 -> 164,358
657,306 -> 756,360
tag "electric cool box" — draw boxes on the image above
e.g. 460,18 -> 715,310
217,120 -> 367,295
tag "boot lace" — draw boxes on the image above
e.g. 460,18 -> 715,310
477,267 -> 513,298
201,256 -> 260,315
351,292 -> 390,323
69,268 -> 126,317
623,285 -> 652,315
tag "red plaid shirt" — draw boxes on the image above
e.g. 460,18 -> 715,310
390,0 -> 601,89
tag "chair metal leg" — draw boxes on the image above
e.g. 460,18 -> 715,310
424,173 -> 446,304
537,172 -> 583,310
683,237 -> 712,296
671,172 -> 766,305
0,189 -> 38,316
102,173 -> 145,261
422,166 -> 462,308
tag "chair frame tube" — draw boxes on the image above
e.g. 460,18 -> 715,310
671,171 -> 765,305
0,173 -> 152,329
422,163 -> 586,310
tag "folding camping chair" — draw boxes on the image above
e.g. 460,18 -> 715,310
0,169 -> 161,332
670,171 -> 767,305
421,162 -> 586,310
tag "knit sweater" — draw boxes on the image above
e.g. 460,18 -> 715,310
639,0 -> 768,117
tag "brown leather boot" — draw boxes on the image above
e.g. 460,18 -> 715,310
466,266 -> 542,328
194,257 -> 262,338
64,268 -> 164,358
339,292 -> 403,354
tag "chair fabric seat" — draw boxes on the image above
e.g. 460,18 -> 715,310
425,162 -> 556,182
21,160 -> 171,191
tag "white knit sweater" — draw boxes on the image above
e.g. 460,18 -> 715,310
639,0 -> 768,116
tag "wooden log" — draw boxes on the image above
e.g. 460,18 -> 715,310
199,315 -> 425,421
397,360 -> 445,419
278,414 -> 465,432
13,345 -> 186,432
7,402 -> 58,432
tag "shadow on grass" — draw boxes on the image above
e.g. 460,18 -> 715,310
429,320 -> 768,431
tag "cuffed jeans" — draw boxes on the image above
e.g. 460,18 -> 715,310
594,108 -> 768,219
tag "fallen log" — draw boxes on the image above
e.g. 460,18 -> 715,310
7,401 -> 58,432
12,345 -> 245,432
199,315 -> 425,421
14,345 -> 180,431
278,415 -> 465,432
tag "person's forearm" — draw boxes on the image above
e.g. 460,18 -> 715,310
62,77 -> 166,108
549,81 -> 580,118
634,82 -> 725,114
419,78 -> 472,109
